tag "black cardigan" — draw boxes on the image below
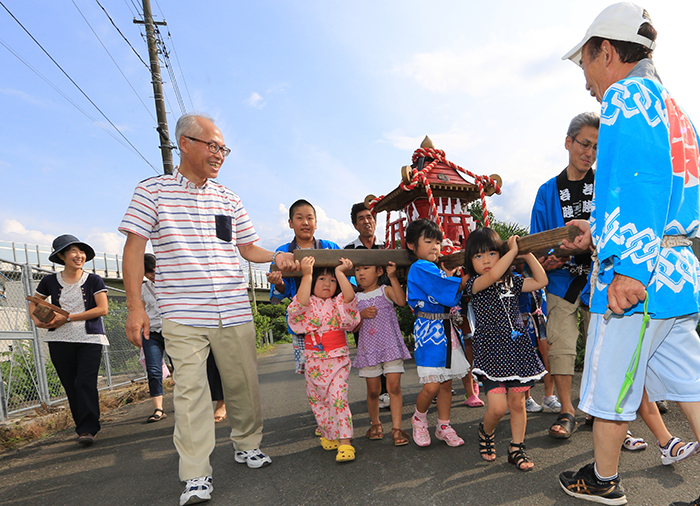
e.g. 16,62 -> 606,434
35,272 -> 107,335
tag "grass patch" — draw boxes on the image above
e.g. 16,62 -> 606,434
1,339 -> 286,452
0,378 -> 174,452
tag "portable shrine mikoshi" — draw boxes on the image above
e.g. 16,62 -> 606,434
275,136 -> 582,277
366,135 -> 501,255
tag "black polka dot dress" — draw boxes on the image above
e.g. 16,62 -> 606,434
465,275 -> 546,383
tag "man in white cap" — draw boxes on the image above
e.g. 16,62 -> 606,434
557,3 -> 700,505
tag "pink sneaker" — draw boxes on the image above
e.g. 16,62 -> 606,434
435,423 -> 465,447
412,415 -> 431,447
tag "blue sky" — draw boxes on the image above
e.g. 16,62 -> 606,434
1,0 -> 698,258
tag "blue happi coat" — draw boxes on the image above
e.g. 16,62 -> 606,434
407,259 -> 463,367
590,60 -> 700,318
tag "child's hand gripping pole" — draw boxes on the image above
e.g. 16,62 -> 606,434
614,293 -> 650,414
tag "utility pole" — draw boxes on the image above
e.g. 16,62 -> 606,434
134,0 -> 173,174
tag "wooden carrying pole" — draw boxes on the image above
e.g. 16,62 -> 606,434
274,225 -> 582,277
440,225 -> 583,271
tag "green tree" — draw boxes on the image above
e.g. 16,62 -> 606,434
465,201 -> 529,239
257,302 -> 293,343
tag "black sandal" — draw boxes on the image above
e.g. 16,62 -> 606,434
478,422 -> 496,462
147,408 -> 166,423
508,442 -> 533,472
549,412 -> 577,439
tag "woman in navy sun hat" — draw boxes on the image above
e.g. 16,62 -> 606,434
28,234 -> 109,446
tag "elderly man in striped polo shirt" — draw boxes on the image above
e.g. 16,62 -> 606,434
119,113 -> 296,506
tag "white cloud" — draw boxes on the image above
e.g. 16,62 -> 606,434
315,206 -> 357,246
381,127 -> 482,158
1,219 -> 55,246
245,92 -> 266,109
393,26 -> 572,97
86,232 -> 125,256
267,203 -> 357,248
266,83 -> 289,94
0,220 -> 126,260
0,88 -> 43,105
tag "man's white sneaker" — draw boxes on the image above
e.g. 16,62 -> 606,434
234,448 -> 272,468
525,397 -> 543,413
179,476 -> 213,506
378,393 -> 391,409
542,395 -> 562,413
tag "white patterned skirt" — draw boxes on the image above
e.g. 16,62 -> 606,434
416,344 -> 469,384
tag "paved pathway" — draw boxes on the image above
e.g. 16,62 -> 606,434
1,343 -> 698,505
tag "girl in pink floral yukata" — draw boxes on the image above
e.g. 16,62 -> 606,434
288,256 -> 360,462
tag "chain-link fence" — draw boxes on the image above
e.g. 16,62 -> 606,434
0,260 -> 144,421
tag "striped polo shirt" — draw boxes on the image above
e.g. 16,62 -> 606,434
119,170 -> 259,328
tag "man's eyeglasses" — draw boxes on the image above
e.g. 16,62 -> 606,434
572,137 -> 597,152
184,136 -> 231,157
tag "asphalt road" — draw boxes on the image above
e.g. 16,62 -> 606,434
1,343 -> 698,506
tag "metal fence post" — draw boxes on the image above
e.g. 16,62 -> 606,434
23,264 -> 50,404
0,360 -> 7,422
102,345 -> 113,389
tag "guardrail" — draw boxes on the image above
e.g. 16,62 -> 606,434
0,240 -> 271,289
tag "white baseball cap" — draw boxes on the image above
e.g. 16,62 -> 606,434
562,2 -> 656,67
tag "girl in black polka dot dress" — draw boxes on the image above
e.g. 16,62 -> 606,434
463,229 -> 548,472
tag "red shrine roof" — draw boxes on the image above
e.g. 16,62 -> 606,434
365,136 -> 502,214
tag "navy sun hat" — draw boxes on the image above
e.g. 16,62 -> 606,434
48,234 -> 95,265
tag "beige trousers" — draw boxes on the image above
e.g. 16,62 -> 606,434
545,292 -> 590,376
162,319 -> 263,480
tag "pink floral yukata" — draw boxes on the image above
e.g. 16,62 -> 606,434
288,293 -> 360,440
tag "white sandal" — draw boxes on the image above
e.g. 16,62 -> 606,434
660,437 -> 699,465
622,430 -> 647,451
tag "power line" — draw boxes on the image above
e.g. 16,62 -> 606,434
127,0 -> 142,17
121,0 -> 137,17
155,26 -> 185,115
151,0 -> 193,112
71,0 -> 156,122
95,0 -> 150,71
0,1 -> 159,173
0,37 -> 135,154
164,28 -> 194,111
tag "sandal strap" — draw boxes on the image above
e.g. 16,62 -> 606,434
508,443 -> 532,466
392,428 -> 409,440
478,423 -> 496,454
478,423 -> 495,442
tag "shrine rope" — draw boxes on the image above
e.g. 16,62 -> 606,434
370,147 -> 502,249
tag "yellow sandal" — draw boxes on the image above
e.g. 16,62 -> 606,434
336,444 -> 356,462
320,437 -> 339,450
